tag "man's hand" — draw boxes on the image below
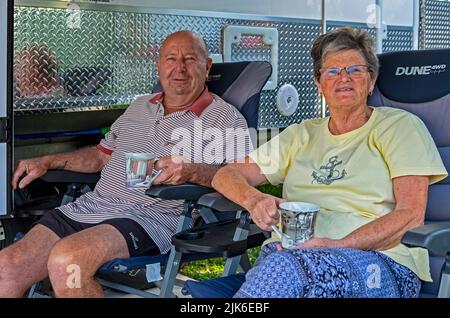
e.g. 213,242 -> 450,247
244,193 -> 285,231
152,156 -> 191,185
12,146 -> 110,190
12,157 -> 51,190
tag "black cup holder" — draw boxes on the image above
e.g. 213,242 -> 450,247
177,230 -> 206,240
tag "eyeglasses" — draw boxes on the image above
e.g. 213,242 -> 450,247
320,64 -> 371,79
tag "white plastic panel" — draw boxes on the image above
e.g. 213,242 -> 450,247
223,26 -> 278,90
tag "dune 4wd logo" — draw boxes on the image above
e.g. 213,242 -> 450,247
395,64 -> 446,76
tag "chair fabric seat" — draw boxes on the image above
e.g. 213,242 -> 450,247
98,254 -> 168,273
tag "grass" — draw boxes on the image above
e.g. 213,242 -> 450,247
179,183 -> 283,280
180,247 -> 261,280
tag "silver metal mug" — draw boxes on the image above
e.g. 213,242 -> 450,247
125,153 -> 160,188
272,201 -> 320,249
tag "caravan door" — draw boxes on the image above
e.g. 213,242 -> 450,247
0,0 -> 13,218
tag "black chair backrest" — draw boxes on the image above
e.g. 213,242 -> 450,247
368,48 -> 450,297
152,61 -> 272,129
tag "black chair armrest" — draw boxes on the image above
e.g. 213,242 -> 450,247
198,192 -> 245,212
41,170 -> 101,184
145,183 -> 215,200
401,223 -> 450,256
172,219 -> 266,257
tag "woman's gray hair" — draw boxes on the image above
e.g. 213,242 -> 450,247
311,27 -> 379,81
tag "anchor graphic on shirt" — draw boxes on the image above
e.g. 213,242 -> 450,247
311,155 -> 347,185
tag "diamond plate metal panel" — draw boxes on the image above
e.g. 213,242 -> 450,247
141,15 -> 321,128
421,0 -> 450,49
148,14 -> 225,55
221,20 -> 322,128
13,6 -> 324,128
327,24 -> 413,53
259,22 -> 322,128
383,27 -> 413,52
223,22 -> 321,128
113,11 -> 157,95
13,7 -> 149,114
13,5 -> 415,127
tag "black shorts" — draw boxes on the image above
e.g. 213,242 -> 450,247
37,209 -> 160,257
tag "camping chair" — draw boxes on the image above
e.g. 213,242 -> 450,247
369,48 -> 450,298
180,48 -> 450,298
22,60 -> 272,298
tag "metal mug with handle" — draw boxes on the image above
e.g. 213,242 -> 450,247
272,201 -> 320,249
125,153 -> 159,188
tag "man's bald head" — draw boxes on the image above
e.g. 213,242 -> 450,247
156,30 -> 213,109
159,30 -> 209,61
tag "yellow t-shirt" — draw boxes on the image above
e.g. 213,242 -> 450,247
249,106 -> 448,282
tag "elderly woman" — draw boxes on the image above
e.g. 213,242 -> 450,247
212,27 -> 447,298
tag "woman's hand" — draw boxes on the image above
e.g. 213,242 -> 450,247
244,193 -> 285,231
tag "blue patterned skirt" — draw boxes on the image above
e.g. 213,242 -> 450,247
234,243 -> 421,298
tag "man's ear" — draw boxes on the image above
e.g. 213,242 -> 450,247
205,58 -> 213,78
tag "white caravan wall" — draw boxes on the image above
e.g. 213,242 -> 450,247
76,0 -> 413,26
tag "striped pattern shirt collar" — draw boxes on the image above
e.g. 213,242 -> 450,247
149,86 -> 213,117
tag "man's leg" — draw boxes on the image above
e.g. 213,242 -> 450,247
46,224 -> 129,298
0,224 -> 60,297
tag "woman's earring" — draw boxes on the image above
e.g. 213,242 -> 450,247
369,91 -> 373,96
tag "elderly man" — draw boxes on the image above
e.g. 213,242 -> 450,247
0,30 -> 251,297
